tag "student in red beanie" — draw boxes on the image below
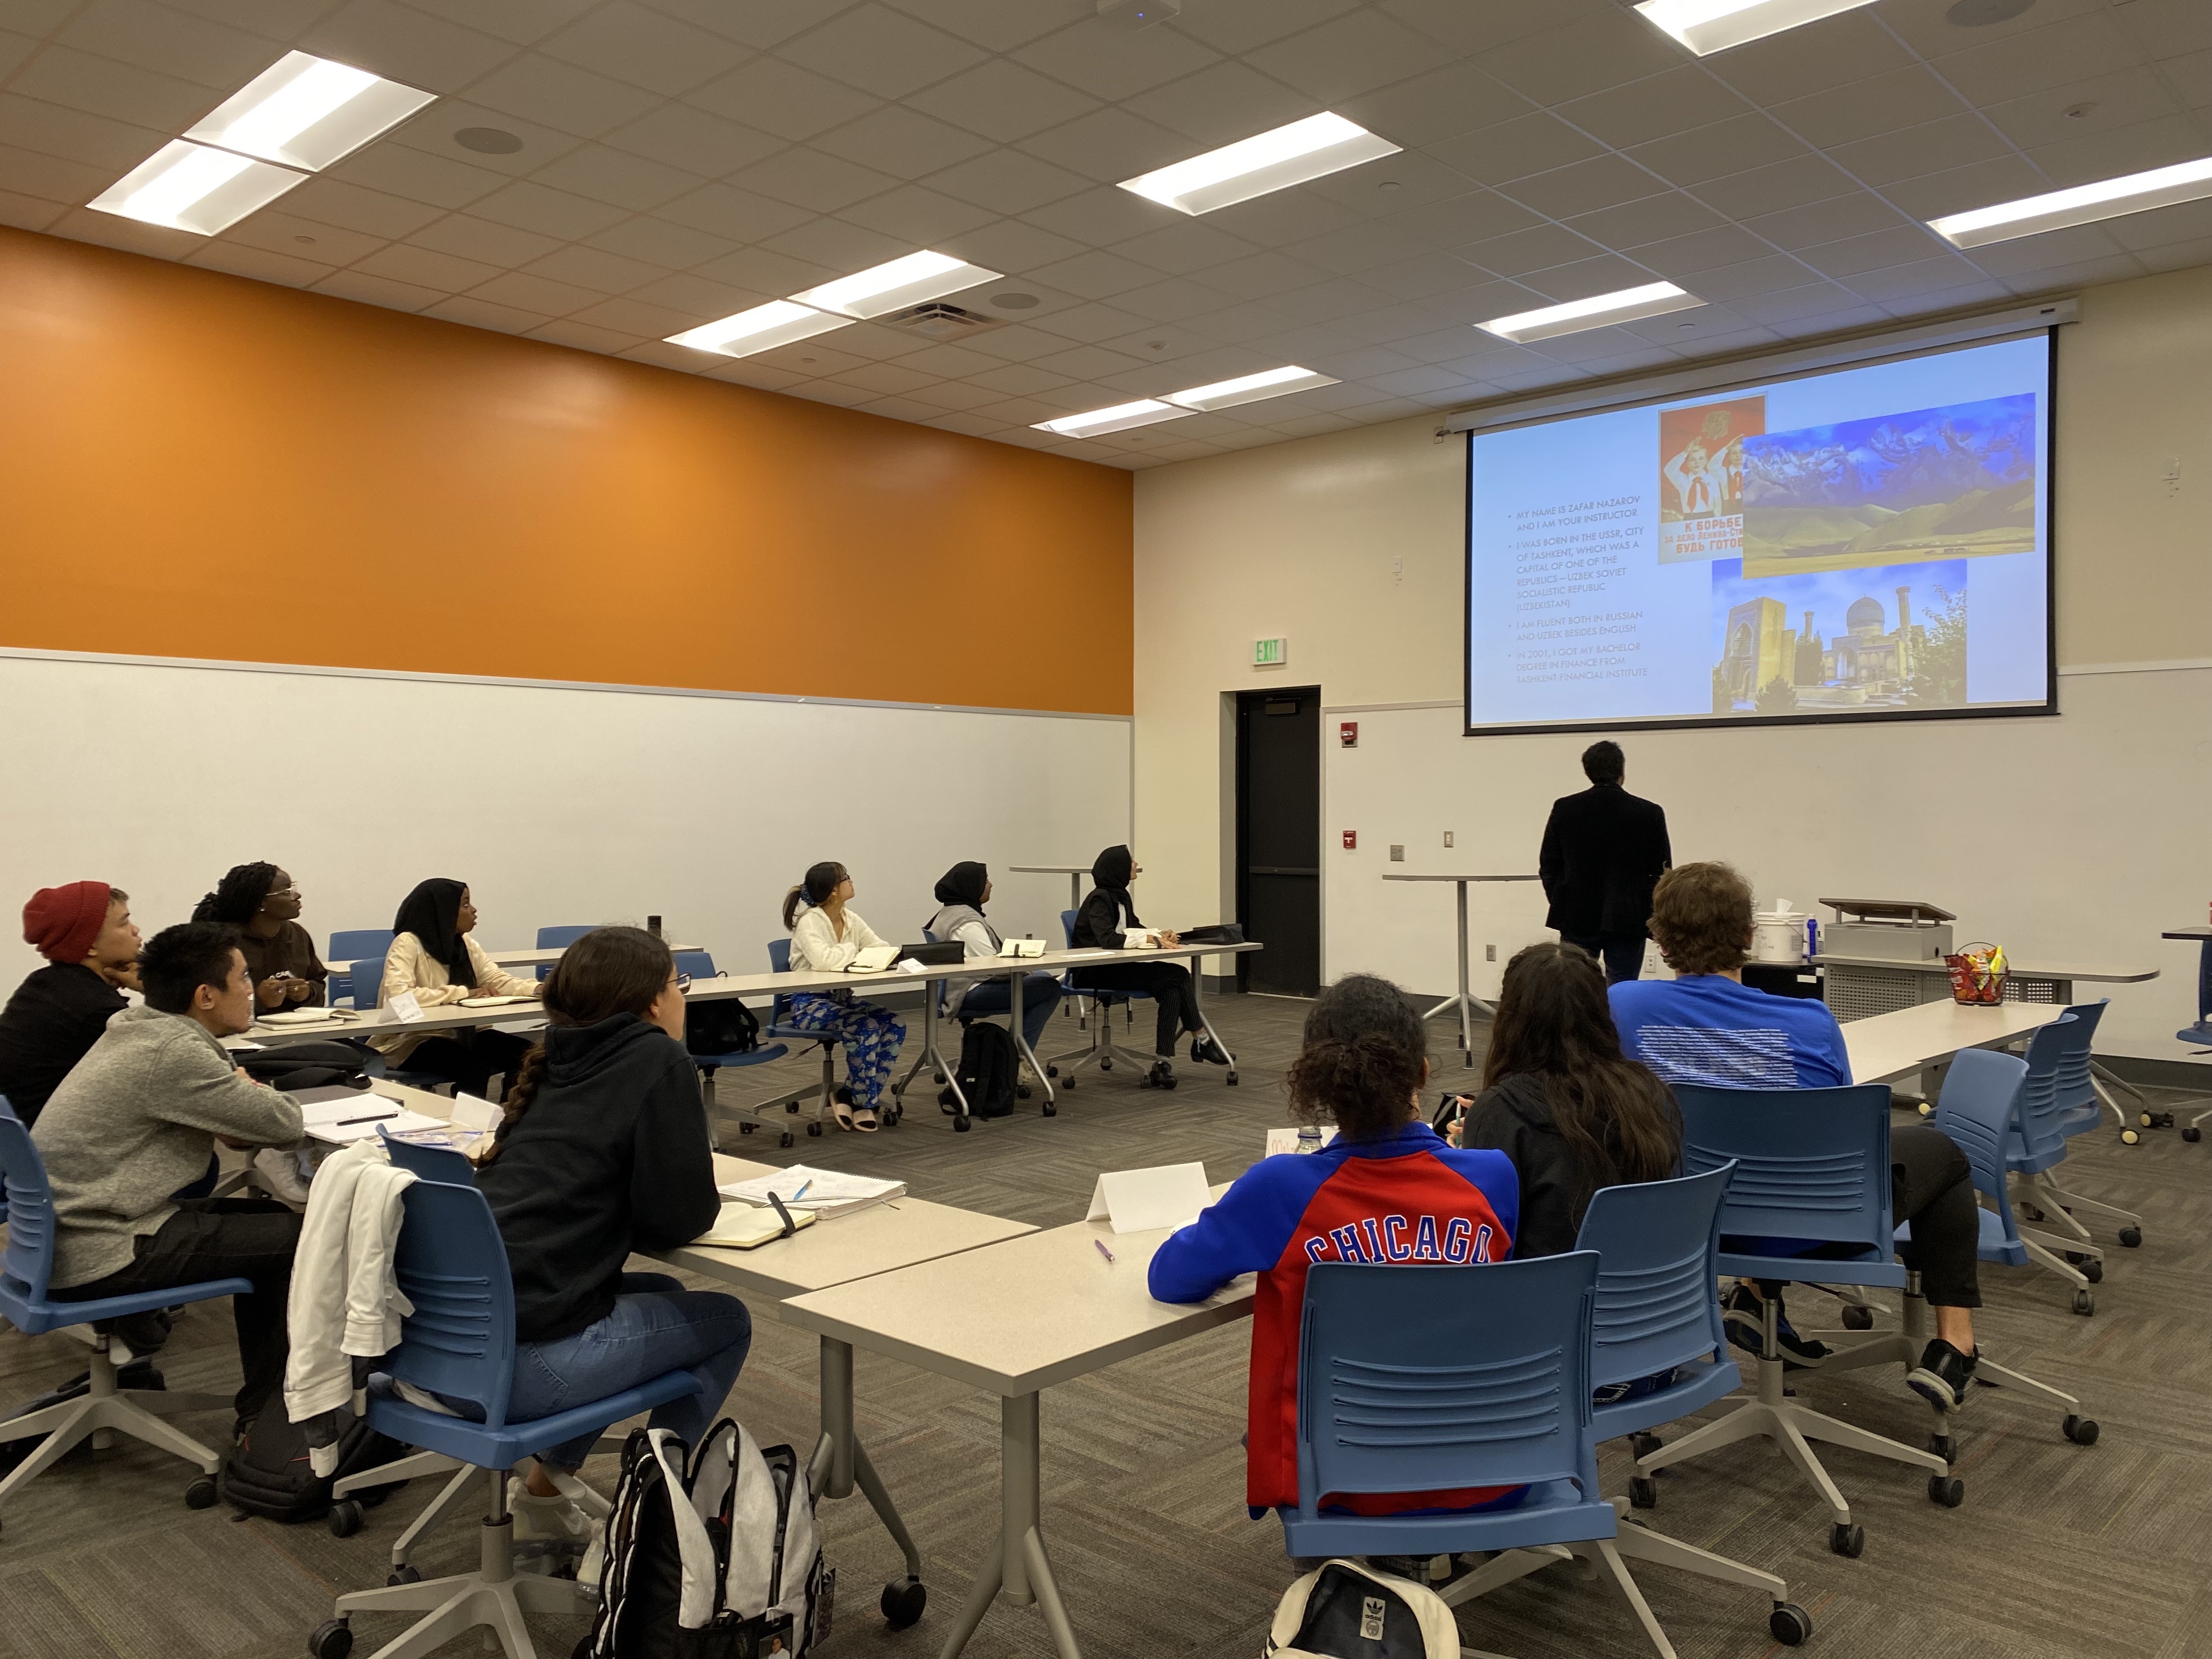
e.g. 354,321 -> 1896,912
0,882 -> 143,1125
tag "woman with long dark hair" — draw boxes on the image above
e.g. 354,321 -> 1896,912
782,861 -> 904,1131
472,926 -> 748,1549
368,877 -> 540,1098
194,862 -> 326,1011
1452,940 -> 1681,1259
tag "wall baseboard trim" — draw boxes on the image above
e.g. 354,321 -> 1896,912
0,645 -> 1133,724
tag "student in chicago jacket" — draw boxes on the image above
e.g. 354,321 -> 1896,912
1149,973 -> 1520,1517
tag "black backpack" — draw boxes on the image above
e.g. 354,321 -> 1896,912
686,994 -> 760,1058
236,1041 -> 372,1092
221,1402 -> 411,1524
943,1020 -> 1018,1119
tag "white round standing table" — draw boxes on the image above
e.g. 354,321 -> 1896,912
1381,872 -> 1542,1066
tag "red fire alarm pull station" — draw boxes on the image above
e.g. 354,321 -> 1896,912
1342,830 -> 1357,850
1340,721 -> 1358,746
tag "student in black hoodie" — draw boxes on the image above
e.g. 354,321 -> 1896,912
1067,845 -> 1227,1089
473,926 -> 749,1541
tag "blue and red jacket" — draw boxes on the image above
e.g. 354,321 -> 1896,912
1149,1122 -> 1519,1515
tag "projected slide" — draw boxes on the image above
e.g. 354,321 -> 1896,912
1465,334 -> 2052,733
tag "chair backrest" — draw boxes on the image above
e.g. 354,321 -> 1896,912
353,945 -> 388,1012
535,925 -> 595,950
1294,1254 -> 1599,1514
1573,1164 -> 1736,1390
2013,1014 -> 2078,1161
0,1102 -> 57,1310
672,950 -> 716,980
385,1178 -> 517,1430
331,928 -> 395,962
767,939 -> 791,973
1673,1084 -> 1895,1249
1059,909 -> 1077,949
1932,1048 -> 2025,1214
332,928 -> 395,1010
2051,1000 -> 2107,1114
377,1126 -> 477,1183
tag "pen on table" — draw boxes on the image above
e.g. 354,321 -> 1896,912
336,1110 -> 398,1127
1094,1239 -> 1115,1265
792,1180 -> 812,1203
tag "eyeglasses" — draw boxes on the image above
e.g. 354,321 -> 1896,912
675,974 -> 692,995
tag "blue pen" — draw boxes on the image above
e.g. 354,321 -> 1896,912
792,1180 -> 812,1203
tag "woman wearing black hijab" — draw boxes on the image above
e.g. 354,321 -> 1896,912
924,861 -> 1062,1058
368,878 -> 541,1098
1068,845 -> 1226,1088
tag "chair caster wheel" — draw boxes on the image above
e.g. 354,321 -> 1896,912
1017,1085 -> 1032,1099
1841,1304 -> 1874,1330
738,1122 -> 755,1135
1928,1434 -> 1955,1464
327,1498 -> 363,1538
1829,1522 -> 1864,1558
2023,1205 -> 2045,1222
2118,1227 -> 2142,1247
185,1475 -> 219,1510
1628,1431 -> 1662,1460
1226,1071 -> 1238,1085
2121,1129 -> 2140,1145
1099,1057 -> 1113,1071
933,1073 -> 946,1086
780,1133 -> 795,1148
1046,1064 -> 1058,1078
386,1564 -> 422,1588
1628,1476 -> 1657,1509
806,1122 -> 822,1137
882,1575 -> 927,1629
2079,1257 -> 2103,1284
2063,1414 -> 2099,1445
2072,1288 -> 2094,1316
1042,1102 -> 1057,1116
1928,1474 -> 1965,1508
307,1618 -> 353,1659
2185,1127 -> 2202,1143
1770,1602 -> 1813,1645
953,1115 -> 972,1132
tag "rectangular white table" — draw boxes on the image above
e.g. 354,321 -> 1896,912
1840,996 -> 2071,1091
782,1186 -> 1246,1659
325,941 -> 699,975
1814,953 -> 2157,1017
1380,873 -> 1543,1065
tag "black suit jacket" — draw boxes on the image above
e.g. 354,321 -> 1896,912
1538,784 -> 1671,937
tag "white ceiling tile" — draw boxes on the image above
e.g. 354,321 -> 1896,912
1459,221 -> 1606,276
1263,274 -> 1398,327
878,0 -> 1085,53
584,213 -> 738,268
1200,185 -> 1369,248
1106,274 -> 1239,322
1702,12 -> 1913,105
158,0 -> 344,33
600,103 -> 784,177
422,292 -> 551,332
1,0 -> 83,32
1498,154 -> 1668,219
328,142 -> 509,209
1118,58 -> 1320,147
1664,252 -> 1813,300
298,0 -> 518,93
962,359 -> 1079,396
1200,248 -> 1338,297
1336,61 -> 1533,152
1300,150 -> 1483,222
467,177 -> 634,238
682,56 -> 881,140
1558,70 -> 1759,153
1245,8 -> 1448,103
527,142 -> 703,210
406,0 -> 600,48
1565,190 -> 1729,251
566,294 -> 714,338
894,343 -> 1011,380
906,58 -> 1101,143
0,187 -> 66,230
2133,234 -> 2212,273
407,211 -> 562,266
1794,223 -> 1951,279
2025,110 -> 2212,186
1981,65 -> 2179,151
525,242 -> 667,292
467,52 -> 663,138
1836,252 -> 1990,302
8,43 -> 219,131
922,147 -> 1092,215
618,337 -> 721,368
2115,0 -> 2212,56
1624,112 -> 1809,188
812,104 -> 996,180
1770,66 -> 1968,150
726,144 -> 900,211
1626,223 -> 1778,276
2102,194 -> 2212,250
1413,276 -> 1559,324
1010,18 -> 1220,103
1022,297 -> 1152,340
467,268 -> 605,313
624,270 -> 772,317
183,239 -> 332,287
1426,113 -> 1607,187
698,358 -> 809,392
1826,114 -> 2013,187
654,180 -> 815,241
823,357 -> 940,395
641,0 -> 851,51
758,214 -> 910,270
1723,280 -> 1868,323
311,266 -> 444,310
284,174 -> 448,237
353,240 -> 504,290
854,391 -> 964,422
387,101 -> 583,176
839,183 -> 1002,242
55,0 -> 275,91
1280,218 -> 1430,276
690,241 -> 840,294
0,29 -> 35,78
0,139 -> 111,203
1993,253 -> 2149,293
1015,182 -> 1175,249
528,317 -> 646,352
42,202 -> 208,258
1686,152 -> 1858,217
1936,11 -> 2147,104
776,4 -> 990,101
1029,341 -> 1155,380
1479,8 -> 1686,106
1740,192 -> 1907,251
1110,217 -> 1261,275
1381,188 -> 1545,250
1869,155 -> 2047,222
220,206 -> 385,265
539,2 -> 748,97
1355,249 -> 1498,301
1025,247 -> 1160,298
1015,105 -> 1195,185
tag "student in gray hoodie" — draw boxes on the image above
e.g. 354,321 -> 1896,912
33,921 -> 307,1434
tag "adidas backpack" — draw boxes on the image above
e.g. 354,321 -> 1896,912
580,1421 -> 832,1659
1265,1560 -> 1461,1658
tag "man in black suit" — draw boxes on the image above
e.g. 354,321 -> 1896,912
1538,741 -> 1671,985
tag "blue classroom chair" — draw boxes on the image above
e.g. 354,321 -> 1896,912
672,950 -> 790,1115
700,939 -> 844,1147
532,924 -> 594,979
1640,1084 -> 1954,1557
1284,1255 -> 1809,1654
0,1102 -> 245,1519
329,927 -> 395,1009
307,1179 -> 701,1659
1046,908 -> 1150,1086
2040,1002 -> 2145,1244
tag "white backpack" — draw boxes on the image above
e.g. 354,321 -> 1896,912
582,1421 -> 832,1658
1265,1559 -> 1461,1658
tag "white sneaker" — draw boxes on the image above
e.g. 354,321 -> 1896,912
251,1147 -> 313,1206
506,1478 -> 595,1570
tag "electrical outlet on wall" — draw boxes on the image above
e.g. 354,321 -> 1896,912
1389,844 -> 1404,861
1443,831 -> 1454,848
1486,944 -> 1497,962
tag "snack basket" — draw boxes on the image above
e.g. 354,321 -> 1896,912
1945,941 -> 2007,1005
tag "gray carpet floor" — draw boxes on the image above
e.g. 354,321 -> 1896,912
2,992 -> 2207,1659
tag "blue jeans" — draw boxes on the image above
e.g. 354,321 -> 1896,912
958,973 -> 1062,1054
509,1273 -> 752,1470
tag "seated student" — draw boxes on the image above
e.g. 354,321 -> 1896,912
370,878 -> 541,1099
1609,860 -> 1985,1411
1150,973 -> 1521,1518
471,926 -> 751,1550
1067,845 -> 1227,1090
33,922 -> 307,1435
923,861 -> 1062,1059
782,862 -> 905,1132
0,882 -> 142,1126
193,863 -> 327,1011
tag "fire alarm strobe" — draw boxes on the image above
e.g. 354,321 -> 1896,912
1342,830 -> 1357,850
1340,721 -> 1358,746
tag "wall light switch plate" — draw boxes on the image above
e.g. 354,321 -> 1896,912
1485,944 -> 1497,962
1443,831 -> 1454,847
1389,844 -> 1404,861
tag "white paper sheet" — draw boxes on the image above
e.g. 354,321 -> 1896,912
1085,1161 -> 1210,1234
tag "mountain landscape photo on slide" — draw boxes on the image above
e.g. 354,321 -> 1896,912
1740,393 -> 2036,574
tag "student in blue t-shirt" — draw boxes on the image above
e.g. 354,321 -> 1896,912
1609,861 -> 1985,1414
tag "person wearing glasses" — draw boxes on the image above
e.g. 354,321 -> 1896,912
1068,844 -> 1226,1090
193,863 -> 328,1011
470,926 -> 748,1554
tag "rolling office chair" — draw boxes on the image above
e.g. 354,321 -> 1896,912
1046,909 -> 1152,1087
721,940 -> 851,1145
329,929 -> 396,1011
0,1102 -> 246,1523
2007,1018 -> 2138,1308
347,946 -> 455,1096
1805,1048 -> 2098,1459
307,1177 -> 701,1659
670,951 -> 790,1141
2043,1002 -> 2146,1243
531,924 -> 594,979
1283,1255 -> 1809,1657
1640,1084 -> 1955,1557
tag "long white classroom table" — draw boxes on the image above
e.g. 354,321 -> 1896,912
325,941 -> 699,975
1842,996 -> 2070,1088
781,1186 -> 1245,1659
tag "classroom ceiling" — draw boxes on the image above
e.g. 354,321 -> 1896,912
3,0 -> 2209,468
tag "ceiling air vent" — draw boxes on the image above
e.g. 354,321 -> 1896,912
877,301 -> 1003,340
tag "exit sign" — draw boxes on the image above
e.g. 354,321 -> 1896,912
1253,636 -> 1287,667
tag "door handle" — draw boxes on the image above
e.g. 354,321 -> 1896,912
1246,866 -> 1319,877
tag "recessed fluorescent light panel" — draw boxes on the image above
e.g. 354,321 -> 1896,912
667,300 -> 851,359
1930,156 -> 2212,247
792,251 -> 1001,319
1635,0 -> 1878,55
1479,282 -> 1705,343
185,51 -> 435,171
1119,112 -> 1401,216
88,139 -> 306,235
1034,400 -> 1192,439
1165,366 -> 1339,411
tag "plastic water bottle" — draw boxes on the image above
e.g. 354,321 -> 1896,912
1295,1125 -> 1323,1154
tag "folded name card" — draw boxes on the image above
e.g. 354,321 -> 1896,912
388,990 -> 426,1024
997,938 -> 1046,958
1085,1161 -> 1210,1235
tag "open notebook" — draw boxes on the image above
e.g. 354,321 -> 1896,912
692,1202 -> 820,1250
843,945 -> 899,973
719,1165 -> 905,1220
259,1007 -> 357,1026
458,994 -> 537,1008
293,1086 -> 447,1145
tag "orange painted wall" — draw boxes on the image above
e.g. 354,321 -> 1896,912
0,227 -> 1132,715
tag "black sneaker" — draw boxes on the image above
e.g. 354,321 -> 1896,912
1189,1035 -> 1231,1065
1906,1339 -> 1978,1413
1146,1059 -> 1178,1090
1722,1284 -> 1830,1369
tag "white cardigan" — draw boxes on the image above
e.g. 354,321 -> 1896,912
284,1138 -> 417,1472
369,932 -> 540,1063
788,905 -> 889,973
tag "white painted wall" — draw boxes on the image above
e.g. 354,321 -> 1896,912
1135,265 -> 2212,1059
0,653 -> 1128,988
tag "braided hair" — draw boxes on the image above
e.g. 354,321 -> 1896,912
193,862 -> 280,926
